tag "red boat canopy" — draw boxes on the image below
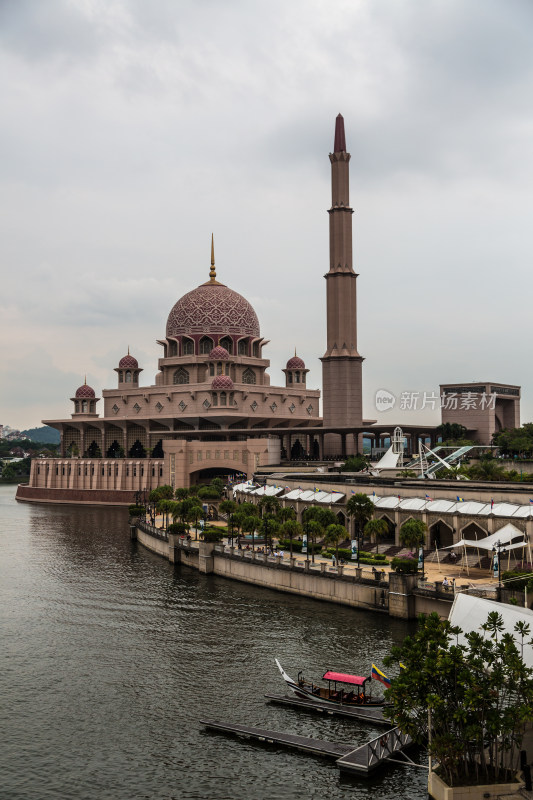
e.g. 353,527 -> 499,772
322,671 -> 367,686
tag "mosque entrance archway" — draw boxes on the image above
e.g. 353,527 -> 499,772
461,522 -> 488,541
429,520 -> 454,549
189,467 -> 245,487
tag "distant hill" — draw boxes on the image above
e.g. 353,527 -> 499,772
20,426 -> 60,445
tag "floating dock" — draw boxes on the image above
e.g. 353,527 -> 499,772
264,694 -> 390,726
201,719 -> 353,759
201,719 -> 414,775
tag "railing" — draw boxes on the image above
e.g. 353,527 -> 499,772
136,519 -> 168,542
364,727 -> 412,770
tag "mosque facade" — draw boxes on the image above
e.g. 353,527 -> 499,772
16,115 -> 520,505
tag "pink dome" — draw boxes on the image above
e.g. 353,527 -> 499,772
166,282 -> 260,338
209,346 -> 230,360
75,383 -> 95,398
211,375 -> 234,390
119,353 -> 138,368
286,355 -> 305,369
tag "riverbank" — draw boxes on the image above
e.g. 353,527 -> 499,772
132,520 -> 508,619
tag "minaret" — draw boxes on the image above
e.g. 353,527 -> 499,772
320,114 -> 363,454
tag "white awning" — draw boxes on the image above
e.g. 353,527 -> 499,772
450,594 -> 533,669
425,499 -> 457,513
316,492 -> 345,504
399,498 -> 427,511
375,496 -> 401,509
446,522 -> 526,552
456,501 -> 491,516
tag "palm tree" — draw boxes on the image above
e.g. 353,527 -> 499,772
364,518 -> 389,555
187,504 -> 204,539
277,506 -> 296,524
279,519 -> 303,558
302,506 -> 336,563
258,496 -> 281,552
346,493 -> 374,543
324,523 -> 348,566
399,519 -> 427,550
219,499 -> 238,543
242,515 -> 258,551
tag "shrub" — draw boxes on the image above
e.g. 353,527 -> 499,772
128,505 -> 145,517
324,548 -> 388,565
391,556 -> 419,573
501,570 -> 533,591
168,522 -> 189,535
202,529 -> 224,542
277,538 -> 321,554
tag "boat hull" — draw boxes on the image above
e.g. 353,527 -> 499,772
275,659 -> 387,708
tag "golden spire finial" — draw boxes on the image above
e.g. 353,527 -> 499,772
127,345 -> 130,355
209,233 -> 216,282
84,374 -> 87,385
294,347 -> 297,356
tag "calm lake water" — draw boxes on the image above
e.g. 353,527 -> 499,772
1,486 -> 427,799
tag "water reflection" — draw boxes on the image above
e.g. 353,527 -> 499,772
1,487 -> 425,799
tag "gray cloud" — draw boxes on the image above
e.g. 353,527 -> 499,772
1,0 -> 532,429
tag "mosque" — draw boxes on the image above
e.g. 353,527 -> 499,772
17,115 -> 520,505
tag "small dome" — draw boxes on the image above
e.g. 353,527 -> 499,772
75,383 -> 95,399
209,346 -> 230,360
211,375 -> 234,390
286,355 -> 305,370
119,353 -> 138,368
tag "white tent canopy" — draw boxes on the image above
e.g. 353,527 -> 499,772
450,594 -> 533,669
445,522 -> 527,552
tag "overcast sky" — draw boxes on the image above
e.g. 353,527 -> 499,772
1,0 -> 532,432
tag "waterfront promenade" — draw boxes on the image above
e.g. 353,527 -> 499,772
133,516 -> 511,620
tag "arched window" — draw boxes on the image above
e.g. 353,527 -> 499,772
238,339 -> 248,356
220,336 -> 233,354
220,392 -> 227,406
182,338 -> 194,355
242,368 -> 256,385
125,371 -> 132,383
287,373 -> 293,384
229,392 -> 234,405
209,363 -> 215,376
225,363 -> 229,375
253,342 -> 259,357
199,336 -> 213,354
173,368 -> 189,385
211,393 -> 218,406
217,362 -> 223,375
82,400 -> 88,412
168,340 -> 178,357
295,372 -> 300,383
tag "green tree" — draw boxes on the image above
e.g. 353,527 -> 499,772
157,498 -> 175,530
279,519 -> 303,558
466,456 -> 506,482
364,518 -> 389,555
346,493 -> 374,541
175,487 -> 189,500
198,485 -> 222,499
187,504 -> 204,539
399,518 -> 427,550
258,495 -> 281,552
384,611 -> 533,787
302,506 -> 335,563
436,422 -> 468,442
241,514 -> 259,551
340,454 -> 369,473
276,506 -> 296,524
324,523 -> 348,566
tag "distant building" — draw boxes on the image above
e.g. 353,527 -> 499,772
440,382 -> 520,445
